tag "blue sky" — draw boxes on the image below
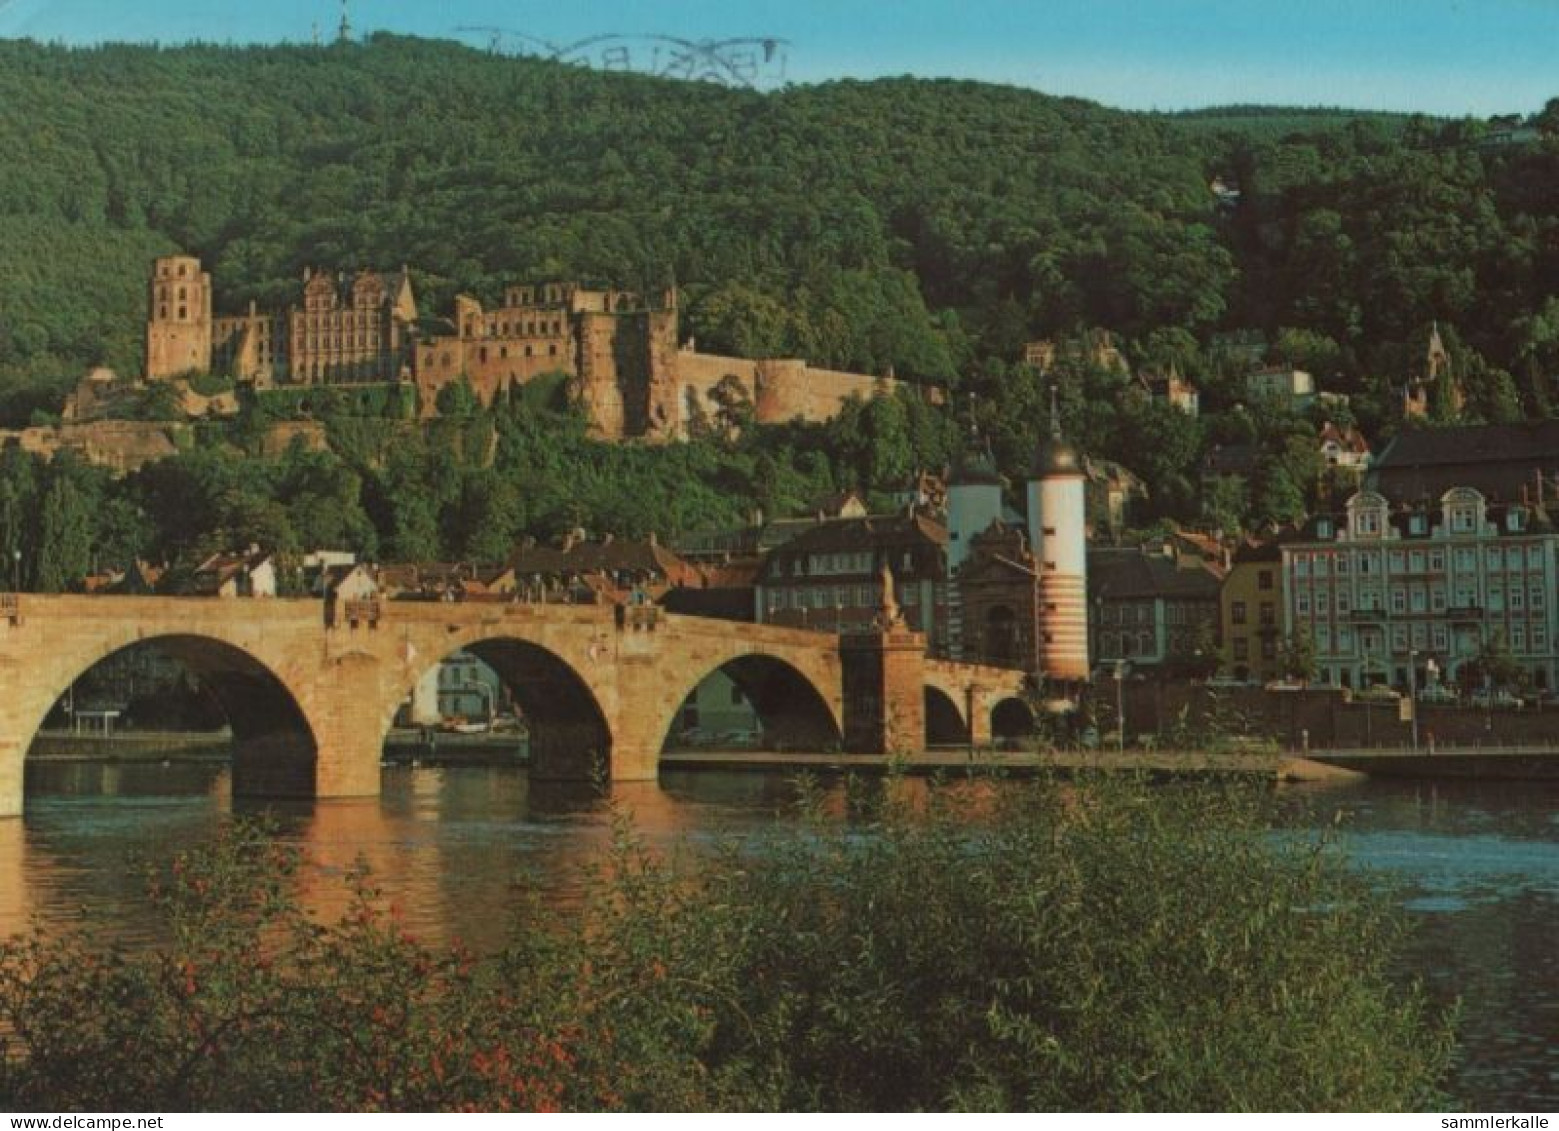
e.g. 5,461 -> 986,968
2,0 -> 1557,115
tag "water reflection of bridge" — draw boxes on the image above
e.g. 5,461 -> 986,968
0,596 -> 1029,816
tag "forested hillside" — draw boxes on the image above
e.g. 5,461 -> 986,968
1,33 -> 1558,580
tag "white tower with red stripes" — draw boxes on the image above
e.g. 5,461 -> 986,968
1026,394 -> 1090,683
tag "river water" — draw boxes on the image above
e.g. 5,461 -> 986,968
5,761 -> 1559,1111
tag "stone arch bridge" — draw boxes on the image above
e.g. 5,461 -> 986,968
0,595 -> 1028,816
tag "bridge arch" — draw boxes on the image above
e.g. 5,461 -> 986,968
389,634 -> 613,781
654,651 -> 843,757
9,633 -> 321,810
924,686 -> 967,747
991,696 -> 1036,743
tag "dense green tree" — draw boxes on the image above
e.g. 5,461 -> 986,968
1280,627 -> 1318,684
35,468 -> 95,592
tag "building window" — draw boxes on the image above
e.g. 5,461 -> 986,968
1258,570 -> 1273,591
1259,603 -> 1275,626
1296,592 -> 1310,615
1391,588 -> 1406,614
1234,638 -> 1249,661
1260,638 -> 1277,661
1232,601 -> 1247,625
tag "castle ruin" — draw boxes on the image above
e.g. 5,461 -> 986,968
145,255 -> 903,440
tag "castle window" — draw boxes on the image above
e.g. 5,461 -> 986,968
159,306 -> 168,320
178,264 -> 187,277
550,345 -> 558,356
525,345 -> 533,358
178,287 -> 186,301
178,307 -> 187,320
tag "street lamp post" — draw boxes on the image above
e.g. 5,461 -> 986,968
1408,648 -> 1419,751
1114,660 -> 1126,753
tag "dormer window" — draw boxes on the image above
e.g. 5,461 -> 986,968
1346,491 -> 1390,541
1317,519 -> 1333,539
1508,508 -> 1527,532
1442,488 -> 1486,536
1409,514 -> 1427,536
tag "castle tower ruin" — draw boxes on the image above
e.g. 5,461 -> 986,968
145,255 -> 213,378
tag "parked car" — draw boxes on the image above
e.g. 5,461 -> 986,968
718,728 -> 764,748
1355,684 -> 1402,704
1415,685 -> 1458,705
1470,689 -> 1524,710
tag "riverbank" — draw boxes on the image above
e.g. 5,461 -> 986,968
660,747 -> 1362,784
382,728 -> 528,768
28,729 -> 231,763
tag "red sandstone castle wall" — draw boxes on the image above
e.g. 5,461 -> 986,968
675,350 -> 897,428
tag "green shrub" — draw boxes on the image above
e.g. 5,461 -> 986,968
0,777 -> 1453,1112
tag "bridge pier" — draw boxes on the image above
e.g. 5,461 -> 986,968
841,627 -> 927,756
966,685 -> 994,747
0,740 -> 21,818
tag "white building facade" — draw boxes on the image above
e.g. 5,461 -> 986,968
1281,489 -> 1559,691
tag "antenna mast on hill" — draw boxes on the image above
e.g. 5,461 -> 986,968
337,0 -> 352,43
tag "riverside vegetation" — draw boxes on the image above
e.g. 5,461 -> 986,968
0,775 -> 1454,1112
